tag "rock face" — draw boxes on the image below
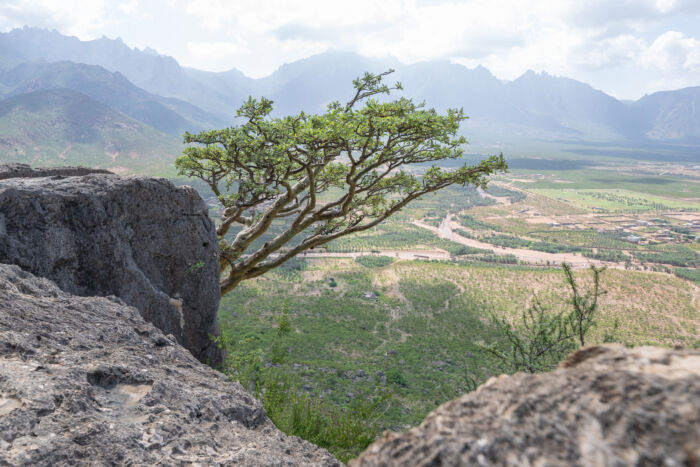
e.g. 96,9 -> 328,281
353,345 -> 700,466
0,163 -> 113,180
0,264 -> 338,466
0,164 -> 221,363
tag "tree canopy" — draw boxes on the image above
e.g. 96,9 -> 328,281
175,70 -> 507,295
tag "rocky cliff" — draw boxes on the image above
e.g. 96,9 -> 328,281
352,345 -> 700,466
0,164 -> 221,363
0,263 -> 338,465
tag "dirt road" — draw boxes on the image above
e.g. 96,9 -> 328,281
414,215 -> 625,270
301,249 -> 451,260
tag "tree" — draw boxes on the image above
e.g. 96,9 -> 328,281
482,263 -> 606,373
176,70 -> 507,295
483,294 -> 578,374
561,263 -> 605,347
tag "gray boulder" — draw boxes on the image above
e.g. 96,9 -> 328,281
0,164 -> 221,363
0,264 -> 339,466
352,345 -> 700,466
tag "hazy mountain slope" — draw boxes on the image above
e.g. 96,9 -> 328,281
0,27 -> 233,117
250,51 -> 398,116
0,61 -> 223,134
0,89 -> 182,173
0,27 -> 698,149
504,71 -> 641,140
395,62 -> 510,115
633,86 -> 700,142
242,52 -> 639,141
184,67 -> 256,113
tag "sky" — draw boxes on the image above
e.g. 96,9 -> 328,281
1,0 -> 699,100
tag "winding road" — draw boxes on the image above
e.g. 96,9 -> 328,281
413,214 -> 625,269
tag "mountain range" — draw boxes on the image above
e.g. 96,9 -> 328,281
0,26 -> 698,171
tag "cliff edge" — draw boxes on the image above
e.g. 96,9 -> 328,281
0,164 -> 221,363
0,263 -> 339,465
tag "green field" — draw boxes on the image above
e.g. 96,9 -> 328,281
531,188 -> 700,212
218,258 -> 700,431
510,168 -> 699,199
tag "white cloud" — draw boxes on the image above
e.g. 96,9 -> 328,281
0,0 -> 110,37
642,31 -> 700,71
118,0 -> 139,15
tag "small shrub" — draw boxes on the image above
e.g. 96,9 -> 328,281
387,369 -> 408,387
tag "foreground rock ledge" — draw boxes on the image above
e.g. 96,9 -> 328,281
353,345 -> 700,466
0,264 -> 339,466
0,164 -> 221,364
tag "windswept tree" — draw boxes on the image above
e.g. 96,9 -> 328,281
176,71 -> 507,295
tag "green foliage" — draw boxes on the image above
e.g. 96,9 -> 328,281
582,249 -> 629,262
561,263 -> 604,346
325,222 -> 475,257
485,185 -> 527,203
270,304 -> 293,363
216,306 -> 387,462
187,260 -> 206,273
482,297 -> 577,373
175,70 -> 506,295
456,214 -> 501,232
482,264 -> 605,373
674,267 -> 700,284
387,369 -> 408,387
260,376 -> 389,463
481,233 -> 584,253
631,247 -> 700,267
355,255 -> 395,268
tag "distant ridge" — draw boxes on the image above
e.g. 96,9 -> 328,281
0,26 -> 698,164
0,61 -> 224,134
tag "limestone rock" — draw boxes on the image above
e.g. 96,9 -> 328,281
0,264 -> 339,466
352,345 -> 700,466
0,164 -> 221,363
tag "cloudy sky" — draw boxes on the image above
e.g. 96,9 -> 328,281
1,0 -> 699,99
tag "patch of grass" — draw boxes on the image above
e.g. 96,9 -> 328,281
355,256 -> 395,268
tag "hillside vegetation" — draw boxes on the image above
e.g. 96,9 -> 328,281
0,89 -> 181,174
218,258 -> 699,431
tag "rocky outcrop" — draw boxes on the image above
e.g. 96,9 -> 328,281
0,264 -> 338,466
353,345 -> 700,466
0,164 -> 221,363
0,163 -> 112,180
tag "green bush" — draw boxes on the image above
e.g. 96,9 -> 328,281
261,376 -> 389,463
674,267 -> 700,284
481,264 -> 605,373
355,255 -> 395,268
387,369 -> 408,387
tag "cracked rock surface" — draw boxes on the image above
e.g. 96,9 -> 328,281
0,264 -> 339,466
352,345 -> 700,466
0,164 -> 221,363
